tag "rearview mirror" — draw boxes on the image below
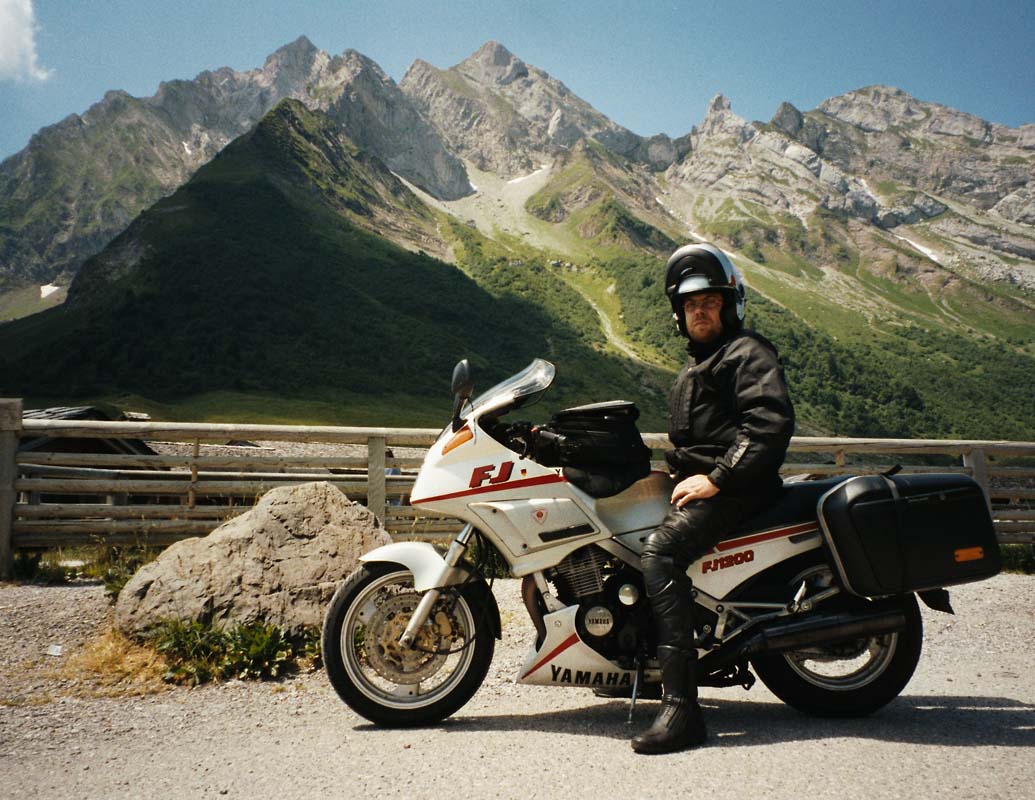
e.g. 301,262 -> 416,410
451,359 -> 473,432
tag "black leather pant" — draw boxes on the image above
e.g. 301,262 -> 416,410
641,493 -> 766,657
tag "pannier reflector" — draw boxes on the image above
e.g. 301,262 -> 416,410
442,426 -> 473,455
954,546 -> 985,563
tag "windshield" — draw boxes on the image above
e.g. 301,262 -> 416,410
467,358 -> 556,418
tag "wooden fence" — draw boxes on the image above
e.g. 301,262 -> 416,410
1,398 -> 1033,578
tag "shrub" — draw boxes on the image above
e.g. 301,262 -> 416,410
1000,544 -> 1035,575
223,623 -> 293,680
153,620 -> 228,685
150,620 -> 321,685
96,546 -> 160,603
466,535 -> 511,579
11,551 -> 77,583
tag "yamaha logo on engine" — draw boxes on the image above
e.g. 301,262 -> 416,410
583,606 -> 614,637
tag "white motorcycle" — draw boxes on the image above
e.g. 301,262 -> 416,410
322,359 -> 1001,726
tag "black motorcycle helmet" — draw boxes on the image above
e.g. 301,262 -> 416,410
664,243 -> 746,338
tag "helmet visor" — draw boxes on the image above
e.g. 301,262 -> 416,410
676,274 -> 714,296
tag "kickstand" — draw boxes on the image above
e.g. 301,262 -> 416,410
627,657 -> 644,725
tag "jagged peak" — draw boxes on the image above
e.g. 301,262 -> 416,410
466,40 -> 518,66
456,40 -> 529,86
819,84 -> 920,111
698,93 -> 752,142
858,84 -> 912,99
338,48 -> 391,80
707,94 -> 732,115
770,101 -> 804,135
274,35 -> 318,57
263,35 -> 321,72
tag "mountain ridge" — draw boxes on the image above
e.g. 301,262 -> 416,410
0,36 -> 467,298
2,39 -> 1034,438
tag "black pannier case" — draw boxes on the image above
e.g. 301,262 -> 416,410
818,473 -> 1001,598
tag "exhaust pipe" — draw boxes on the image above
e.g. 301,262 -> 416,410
758,608 -> 906,653
698,608 -> 907,676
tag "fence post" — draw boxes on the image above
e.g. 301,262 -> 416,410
0,399 -> 23,579
963,447 -> 991,512
367,435 -> 386,524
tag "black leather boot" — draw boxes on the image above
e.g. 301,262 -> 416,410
630,645 -> 707,754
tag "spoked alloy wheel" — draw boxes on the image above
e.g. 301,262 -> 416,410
782,630 -> 899,691
751,566 -> 923,717
322,562 -> 495,727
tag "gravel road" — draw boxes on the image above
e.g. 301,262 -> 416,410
2,574 -> 1033,800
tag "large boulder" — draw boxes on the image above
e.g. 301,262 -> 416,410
115,482 -> 392,637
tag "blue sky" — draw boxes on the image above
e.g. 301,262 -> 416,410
2,0 -> 1033,160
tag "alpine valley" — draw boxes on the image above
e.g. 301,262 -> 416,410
1,38 -> 1033,437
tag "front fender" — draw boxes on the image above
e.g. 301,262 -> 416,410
360,541 -> 470,592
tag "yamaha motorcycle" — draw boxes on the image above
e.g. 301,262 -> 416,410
322,359 -> 1001,726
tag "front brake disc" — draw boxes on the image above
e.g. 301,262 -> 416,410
362,593 -> 462,684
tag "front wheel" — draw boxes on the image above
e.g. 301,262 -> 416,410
751,591 -> 923,717
322,562 -> 496,726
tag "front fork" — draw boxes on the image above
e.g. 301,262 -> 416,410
398,524 -> 475,648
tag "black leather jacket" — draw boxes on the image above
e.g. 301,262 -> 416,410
665,329 -> 794,494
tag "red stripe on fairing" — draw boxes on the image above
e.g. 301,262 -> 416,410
519,633 -> 580,680
411,473 -> 566,505
703,522 -> 820,555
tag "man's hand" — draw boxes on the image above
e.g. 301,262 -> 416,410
671,474 -> 720,508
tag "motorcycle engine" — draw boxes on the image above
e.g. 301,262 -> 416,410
547,546 -> 648,663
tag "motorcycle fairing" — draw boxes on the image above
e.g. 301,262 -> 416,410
692,520 -> 823,597
468,497 -> 598,558
516,605 -> 658,687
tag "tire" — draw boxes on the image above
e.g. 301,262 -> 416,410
753,587 -> 923,716
322,561 -> 496,727
751,570 -> 923,717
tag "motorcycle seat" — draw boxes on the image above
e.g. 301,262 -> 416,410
722,476 -> 848,541
563,462 -> 652,498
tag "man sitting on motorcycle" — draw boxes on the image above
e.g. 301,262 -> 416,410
632,243 -> 795,755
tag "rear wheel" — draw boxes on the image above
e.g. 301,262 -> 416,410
751,567 -> 923,717
322,562 -> 496,726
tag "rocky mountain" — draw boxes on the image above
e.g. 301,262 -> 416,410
0,99 -> 665,425
523,138 -> 679,254
3,39 -> 1034,438
0,36 -> 467,299
806,86 -> 1035,220
66,98 -> 444,311
400,41 -> 691,178
656,90 -> 1035,294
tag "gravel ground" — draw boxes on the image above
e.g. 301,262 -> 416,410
1,574 -> 1033,800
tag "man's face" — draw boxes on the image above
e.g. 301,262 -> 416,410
682,291 -> 724,344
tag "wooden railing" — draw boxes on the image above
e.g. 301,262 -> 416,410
1,398 -> 1032,577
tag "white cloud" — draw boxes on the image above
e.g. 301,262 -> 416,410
0,0 -> 53,82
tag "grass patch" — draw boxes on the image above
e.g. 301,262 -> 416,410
94,546 -> 161,603
60,629 -> 170,697
151,620 -> 321,685
10,545 -> 161,601
0,284 -> 67,322
999,544 -> 1035,575
11,551 -> 81,583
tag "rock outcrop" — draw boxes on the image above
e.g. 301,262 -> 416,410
311,50 -> 470,200
802,86 -> 1035,219
114,482 -> 392,637
400,41 -> 689,177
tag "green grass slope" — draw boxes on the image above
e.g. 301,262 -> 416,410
587,249 -> 1035,440
0,101 -> 670,427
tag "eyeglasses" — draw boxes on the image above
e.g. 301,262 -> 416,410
682,297 -> 723,313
